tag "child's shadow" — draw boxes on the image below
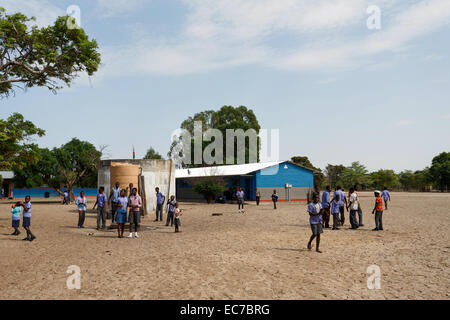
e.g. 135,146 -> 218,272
273,247 -> 307,253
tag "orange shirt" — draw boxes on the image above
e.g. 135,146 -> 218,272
375,196 -> 383,212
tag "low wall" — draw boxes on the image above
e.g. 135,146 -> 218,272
12,188 -> 97,198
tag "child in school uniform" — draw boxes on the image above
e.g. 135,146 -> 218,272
11,202 -> 22,236
166,195 -> 176,227
75,191 -> 87,228
174,202 -> 182,233
271,190 -> 278,209
21,195 -> 36,241
115,190 -> 129,238
331,194 -> 341,230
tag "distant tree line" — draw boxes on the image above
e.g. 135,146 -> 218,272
291,154 -> 450,192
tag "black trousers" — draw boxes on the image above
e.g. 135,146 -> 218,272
78,211 -> 85,227
339,206 -> 345,224
256,196 -> 260,206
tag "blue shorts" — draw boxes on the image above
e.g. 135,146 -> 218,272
12,219 -> 20,228
22,217 -> 31,227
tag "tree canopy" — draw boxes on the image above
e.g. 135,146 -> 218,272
336,161 -> 372,190
144,147 -> 163,160
170,105 -> 260,167
0,112 -> 45,171
429,152 -> 450,191
0,7 -> 101,98
371,169 -> 399,189
13,138 -> 102,196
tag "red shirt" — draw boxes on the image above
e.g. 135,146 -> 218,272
375,196 -> 383,212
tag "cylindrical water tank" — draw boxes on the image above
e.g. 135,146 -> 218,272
110,162 -> 140,193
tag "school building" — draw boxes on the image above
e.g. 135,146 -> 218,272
175,161 -> 314,202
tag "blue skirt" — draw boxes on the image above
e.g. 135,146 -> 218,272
115,210 -> 127,224
12,219 -> 20,228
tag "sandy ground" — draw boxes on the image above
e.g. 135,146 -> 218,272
0,192 -> 449,300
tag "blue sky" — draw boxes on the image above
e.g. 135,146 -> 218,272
2,0 -> 449,172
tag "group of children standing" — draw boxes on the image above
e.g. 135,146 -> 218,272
236,187 -> 279,213
10,195 -> 36,241
307,186 -> 391,252
89,183 -> 183,238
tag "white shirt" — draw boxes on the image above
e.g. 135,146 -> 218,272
349,193 -> 359,211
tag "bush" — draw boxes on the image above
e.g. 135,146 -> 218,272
193,177 -> 226,203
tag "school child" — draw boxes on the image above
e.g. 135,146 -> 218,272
115,190 -> 129,238
128,188 -> 142,238
307,194 -> 323,253
21,195 -> 36,241
382,187 -> 391,210
11,202 -> 21,236
63,190 -> 69,205
166,195 -> 176,226
347,188 -> 359,229
93,187 -> 107,230
354,185 -> 364,226
255,189 -> 261,206
321,186 -> 331,228
372,190 -> 384,231
154,187 -> 165,222
331,194 -> 341,230
272,190 -> 278,209
332,186 -> 347,226
236,187 -> 245,213
174,202 -> 183,233
75,191 -> 87,228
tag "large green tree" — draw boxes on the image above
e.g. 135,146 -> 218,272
13,138 -> 102,197
324,164 -> 346,189
0,113 -> 45,178
336,162 -> 372,189
429,152 -> 450,191
0,8 -> 101,98
371,169 -> 399,189
170,106 -> 260,167
398,169 -> 431,191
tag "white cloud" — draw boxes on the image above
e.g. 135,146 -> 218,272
101,0 -> 450,77
1,0 -> 64,27
95,0 -> 147,17
3,0 -> 450,78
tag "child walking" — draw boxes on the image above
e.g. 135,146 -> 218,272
115,190 -> 129,238
307,194 -> 323,253
174,202 -> 182,233
271,190 -> 278,209
11,202 -> 21,236
75,191 -> 87,228
21,195 -> 36,241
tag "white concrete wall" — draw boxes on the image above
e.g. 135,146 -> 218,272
98,159 -> 176,214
